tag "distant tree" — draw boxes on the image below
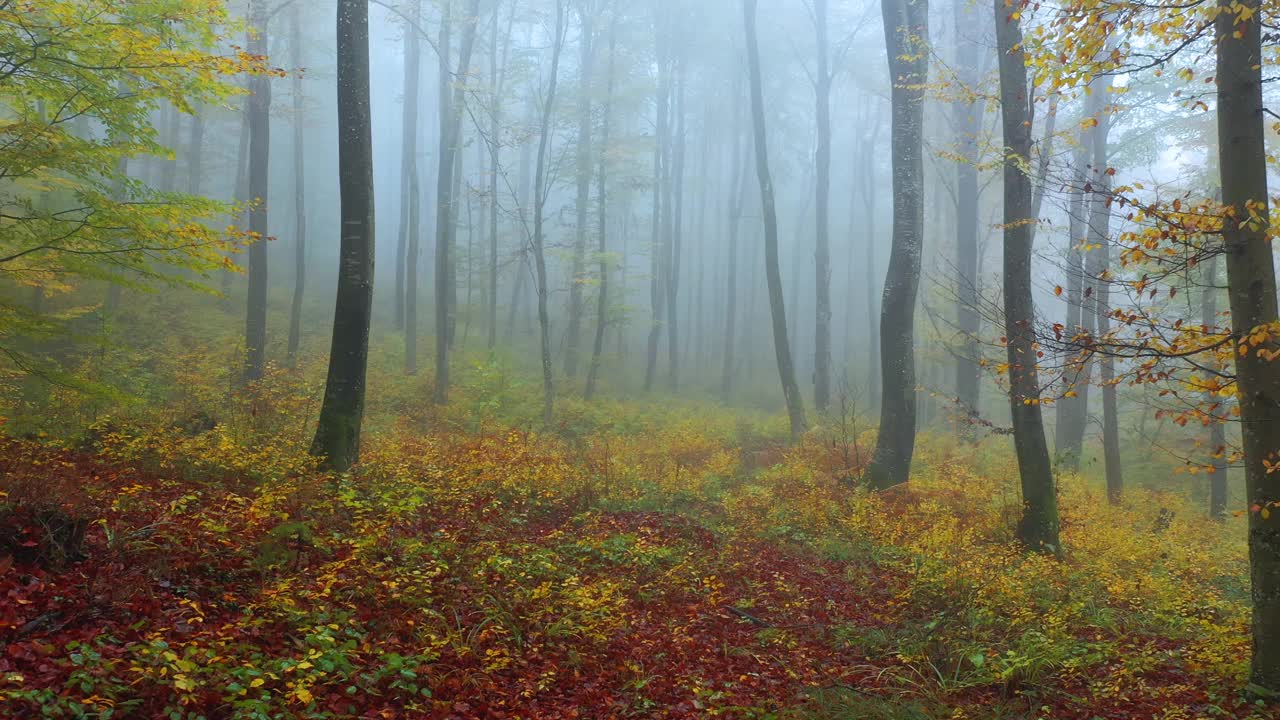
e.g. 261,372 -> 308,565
585,4 -> 619,400
394,0 -> 423,337
720,69 -> 747,404
643,10 -> 670,393
810,0 -> 833,415
531,0 -> 568,425
1200,254 -> 1227,520
565,1 -> 596,379
311,0 -> 376,472
433,0 -> 482,403
1053,143 -> 1089,470
952,0 -> 982,439
666,55 -> 687,392
743,0 -> 806,439
243,0 -> 272,384
286,1 -> 308,368
1084,80 -> 1122,504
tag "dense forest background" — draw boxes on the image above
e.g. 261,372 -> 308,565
2,0 -> 1280,717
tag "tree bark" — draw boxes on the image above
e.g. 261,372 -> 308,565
244,0 -> 271,384
643,23 -> 669,392
287,3 -> 308,368
395,0 -> 424,334
433,0 -> 481,403
585,6 -> 618,400
721,71 -> 746,404
744,0 -> 807,439
867,0 -> 926,487
1054,143 -> 1090,470
487,1 -> 515,350
953,0 -> 981,439
812,0 -> 832,415
1216,0 -> 1280,692
565,4 -> 594,378
666,61 -> 686,391
311,0 -> 375,472
1087,88 -> 1122,504
532,0 -> 567,425
187,110 -> 205,196
994,0 -> 1059,554
1202,253 -> 1229,519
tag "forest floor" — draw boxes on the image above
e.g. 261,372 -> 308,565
0,383 -> 1272,719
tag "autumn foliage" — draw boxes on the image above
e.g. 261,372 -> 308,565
0,348 -> 1270,718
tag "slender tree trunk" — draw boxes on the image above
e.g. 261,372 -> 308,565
744,0 -> 806,438
395,0 -> 424,333
1027,94 -> 1058,246
505,105 -> 535,344
159,104 -> 179,192
721,72 -> 746,403
311,0 -> 375,472
1201,254 -> 1229,519
287,3 -> 308,367
187,110 -> 205,196
1087,93 -> 1122,504
433,0 -> 481,403
1054,144 -> 1089,469
585,6 -> 617,400
1216,0 -> 1280,692
862,116 -> 881,408
643,25 -> 669,392
953,0 -> 981,439
666,61 -> 686,391
994,0 -> 1059,554
812,0 -> 832,415
532,0 -> 567,424
487,1 -> 515,350
867,0 -> 926,487
244,1 -> 271,384
565,5 -> 594,377
225,95 -> 251,303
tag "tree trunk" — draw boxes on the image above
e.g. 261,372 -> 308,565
867,0 -> 926,487
720,71 -> 746,403
666,61 -> 685,391
187,110 -> 204,196
505,103 -> 535,344
287,2 -> 308,368
395,0 -> 424,333
565,5 -> 594,378
532,0 -> 567,425
433,0 -> 481,403
812,0 -> 832,415
311,0 -> 375,472
643,24 -> 669,393
244,1 -> 271,384
994,0 -> 1059,554
861,115 -> 882,408
1027,94 -> 1058,247
225,94 -> 250,304
1087,89 -> 1122,504
952,0 -> 981,439
1054,143 -> 1089,470
585,7 -> 618,400
487,1 -> 515,350
744,0 -> 807,439
1202,254 -> 1229,519
1216,0 -> 1280,692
